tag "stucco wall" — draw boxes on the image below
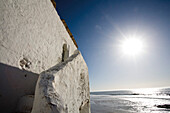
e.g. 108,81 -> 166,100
32,50 -> 90,113
0,0 -> 77,73
0,0 -> 77,112
0,63 -> 38,113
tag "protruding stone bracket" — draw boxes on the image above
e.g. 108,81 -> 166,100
48,50 -> 79,72
62,44 -> 69,62
31,50 -> 90,113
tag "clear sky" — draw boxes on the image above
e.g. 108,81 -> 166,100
55,0 -> 170,91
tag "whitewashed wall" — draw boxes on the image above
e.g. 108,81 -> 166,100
32,50 -> 90,113
0,0 -> 77,73
0,0 -> 77,112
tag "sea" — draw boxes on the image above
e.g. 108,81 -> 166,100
90,87 -> 170,113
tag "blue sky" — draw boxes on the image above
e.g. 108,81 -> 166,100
55,0 -> 170,91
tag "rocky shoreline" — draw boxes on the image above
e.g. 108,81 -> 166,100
156,104 -> 170,109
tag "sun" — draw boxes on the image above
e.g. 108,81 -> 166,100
121,38 -> 144,56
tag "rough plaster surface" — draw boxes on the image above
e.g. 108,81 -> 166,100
16,95 -> 34,113
32,50 -> 90,113
0,63 -> 39,113
0,0 -> 90,113
0,0 -> 77,73
0,0 -> 78,112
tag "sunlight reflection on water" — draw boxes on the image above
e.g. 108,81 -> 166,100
91,87 -> 170,113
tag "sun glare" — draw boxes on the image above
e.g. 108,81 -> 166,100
121,38 -> 144,56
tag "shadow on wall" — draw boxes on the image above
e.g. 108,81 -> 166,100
0,63 -> 39,113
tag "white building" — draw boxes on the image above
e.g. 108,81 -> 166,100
0,0 -> 90,112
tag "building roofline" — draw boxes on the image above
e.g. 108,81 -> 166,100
61,19 -> 78,48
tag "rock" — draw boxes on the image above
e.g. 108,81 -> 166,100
157,104 -> 170,109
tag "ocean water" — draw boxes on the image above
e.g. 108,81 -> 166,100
90,87 -> 170,113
